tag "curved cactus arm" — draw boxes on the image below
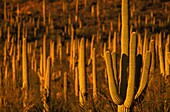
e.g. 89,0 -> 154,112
134,51 -> 151,99
124,32 -> 137,108
105,51 -> 123,105
111,52 -> 118,86
101,42 -> 107,59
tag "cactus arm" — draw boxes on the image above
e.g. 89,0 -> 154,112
166,52 -> 170,65
124,32 -> 137,108
111,52 -> 118,86
100,42 -> 107,59
134,51 -> 151,99
159,46 -> 165,76
149,40 -> 155,73
105,51 -> 123,105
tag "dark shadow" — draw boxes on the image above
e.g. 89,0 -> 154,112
135,54 -> 142,93
119,54 -> 128,101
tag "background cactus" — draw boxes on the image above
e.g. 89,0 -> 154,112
22,37 -> 28,109
78,38 -> 86,105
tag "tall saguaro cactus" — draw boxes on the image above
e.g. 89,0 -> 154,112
105,32 -> 151,111
43,35 -> 47,76
22,37 -> 28,110
78,38 -> 86,105
119,0 -> 129,101
43,56 -> 51,112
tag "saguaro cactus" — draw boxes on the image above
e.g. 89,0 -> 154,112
78,38 -> 86,105
123,31 -> 137,108
92,48 -> 97,100
105,32 -> 151,111
64,72 -> 68,102
43,56 -> 51,112
43,35 -> 47,76
22,37 -> 28,110
75,66 -> 79,97
12,46 -> 16,89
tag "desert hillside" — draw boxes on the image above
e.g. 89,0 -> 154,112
0,0 -> 170,111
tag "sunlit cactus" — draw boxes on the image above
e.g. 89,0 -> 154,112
165,41 -> 170,77
75,66 -> 79,97
121,0 -> 129,56
22,36 -> 28,109
149,40 -> 155,73
105,32 -> 151,110
12,45 -> 16,89
43,56 -> 51,112
43,35 -> 47,76
124,31 -> 137,108
78,38 -> 86,105
64,72 -> 68,102
105,51 -> 123,105
92,48 -> 97,100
